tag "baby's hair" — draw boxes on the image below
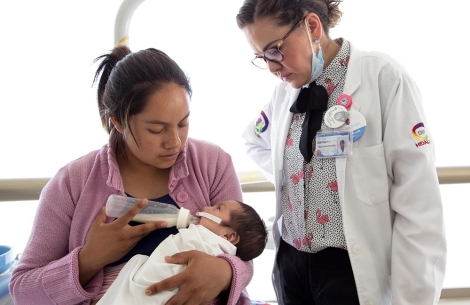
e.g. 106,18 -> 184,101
223,201 -> 268,261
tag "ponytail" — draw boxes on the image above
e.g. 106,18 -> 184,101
93,46 -> 131,133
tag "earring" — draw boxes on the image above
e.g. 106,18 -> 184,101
314,37 -> 320,45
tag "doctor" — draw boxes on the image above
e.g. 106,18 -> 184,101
236,0 -> 446,304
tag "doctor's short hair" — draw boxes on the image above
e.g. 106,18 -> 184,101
221,201 -> 268,261
236,0 -> 343,36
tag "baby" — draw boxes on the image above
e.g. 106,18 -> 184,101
97,200 -> 268,305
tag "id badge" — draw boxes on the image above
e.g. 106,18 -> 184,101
314,129 -> 353,158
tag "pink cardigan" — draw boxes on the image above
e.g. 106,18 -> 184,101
9,138 -> 252,305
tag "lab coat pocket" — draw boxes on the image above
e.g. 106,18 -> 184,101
349,143 -> 389,205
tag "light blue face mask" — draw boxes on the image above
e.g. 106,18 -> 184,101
308,46 -> 324,84
304,18 -> 325,86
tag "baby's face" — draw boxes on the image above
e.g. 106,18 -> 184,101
199,200 -> 241,237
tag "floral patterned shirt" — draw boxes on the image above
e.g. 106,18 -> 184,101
281,39 -> 350,253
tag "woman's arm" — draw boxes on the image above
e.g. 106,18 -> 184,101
381,63 -> 446,304
9,169 -> 103,305
215,253 -> 254,305
10,166 -> 164,305
241,102 -> 276,184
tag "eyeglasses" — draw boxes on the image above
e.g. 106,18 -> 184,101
251,17 -> 305,70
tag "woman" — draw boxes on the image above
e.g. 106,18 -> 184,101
10,46 -> 252,305
236,0 -> 446,304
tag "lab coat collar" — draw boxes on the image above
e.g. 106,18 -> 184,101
343,41 -> 362,99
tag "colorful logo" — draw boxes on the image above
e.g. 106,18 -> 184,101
412,122 -> 431,148
412,122 -> 428,141
254,111 -> 269,137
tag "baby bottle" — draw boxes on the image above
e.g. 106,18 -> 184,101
106,194 -> 199,229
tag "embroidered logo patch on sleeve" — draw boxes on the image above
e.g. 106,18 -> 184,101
254,111 -> 269,137
412,122 -> 430,147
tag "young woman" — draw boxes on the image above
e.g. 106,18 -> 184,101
236,1 -> 446,304
10,46 -> 252,305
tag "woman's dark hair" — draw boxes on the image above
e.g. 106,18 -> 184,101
236,0 -> 343,36
223,201 -> 268,261
92,46 -> 192,154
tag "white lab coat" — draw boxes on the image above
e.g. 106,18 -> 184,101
242,42 -> 446,305
97,224 -> 236,305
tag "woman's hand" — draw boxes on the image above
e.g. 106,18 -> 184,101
145,250 -> 233,305
78,198 -> 166,286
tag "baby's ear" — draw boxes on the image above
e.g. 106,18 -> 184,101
224,231 -> 240,245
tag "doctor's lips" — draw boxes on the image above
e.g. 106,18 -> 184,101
280,73 -> 292,81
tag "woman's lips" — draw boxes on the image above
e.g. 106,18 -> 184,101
160,152 -> 179,161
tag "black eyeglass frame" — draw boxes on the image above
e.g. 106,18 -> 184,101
251,16 -> 306,69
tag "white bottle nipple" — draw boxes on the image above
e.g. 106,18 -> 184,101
176,207 -> 191,229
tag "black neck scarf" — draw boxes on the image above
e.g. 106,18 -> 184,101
289,82 -> 329,162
